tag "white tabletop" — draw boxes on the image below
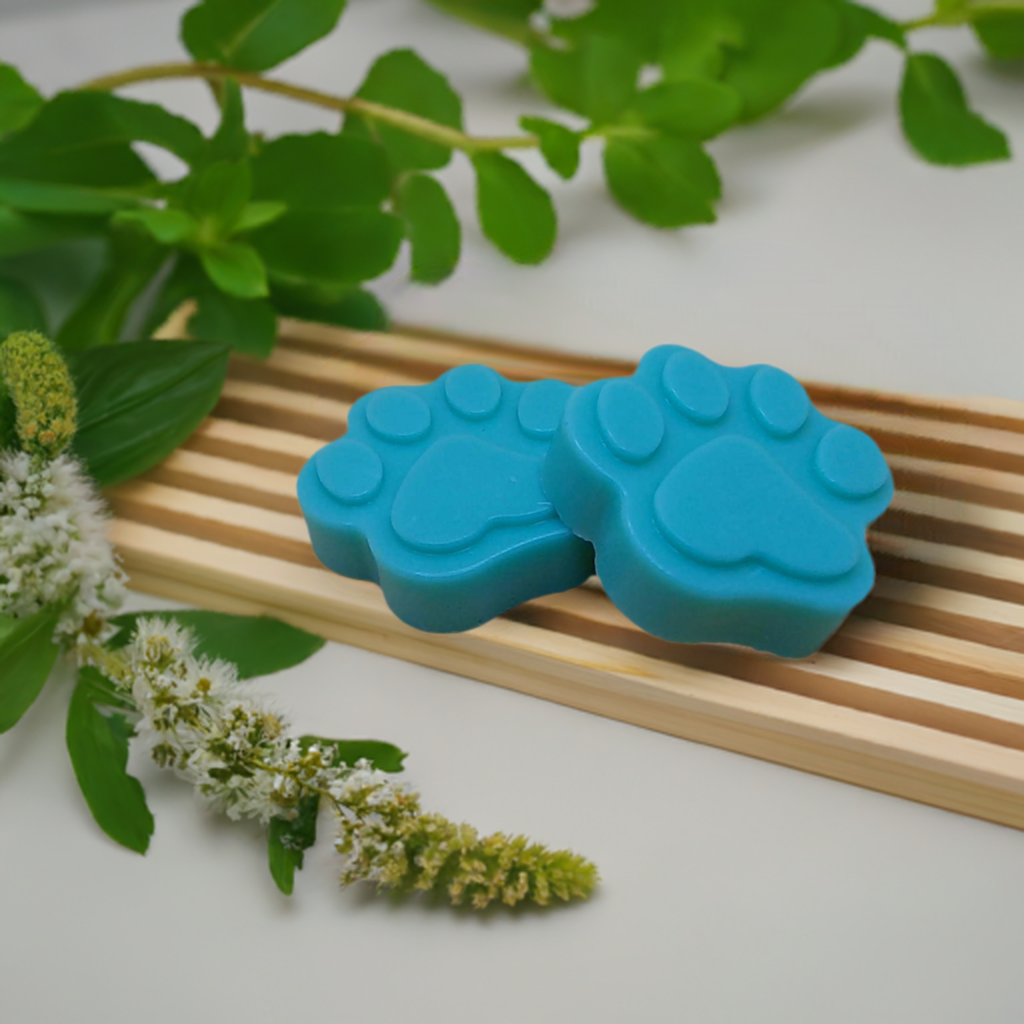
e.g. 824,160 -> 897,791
2,2 -> 1024,1022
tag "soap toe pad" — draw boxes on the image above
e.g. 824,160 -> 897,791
541,346 -> 894,657
298,367 -> 594,632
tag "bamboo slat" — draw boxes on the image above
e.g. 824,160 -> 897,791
116,319 -> 1024,830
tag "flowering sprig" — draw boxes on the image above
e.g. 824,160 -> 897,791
79,617 -> 599,908
1,331 -> 598,911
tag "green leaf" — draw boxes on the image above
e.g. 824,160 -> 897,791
722,0 -> 843,121
423,0 -> 543,45
659,7 -> 746,81
519,116 -> 581,179
207,78 -> 250,164
190,287 -> 277,357
113,207 -> 199,244
0,64 -> 43,138
0,606 -> 61,733
0,205 -> 104,259
0,276 -> 47,337
603,135 -> 719,228
233,200 -> 287,233
472,152 -> 556,264
270,285 -> 388,332
300,735 -> 407,772
0,91 -> 204,186
853,2 -> 907,47
190,160 -> 252,238
67,339 -> 230,487
66,667 -> 154,855
182,0 -> 349,72
0,178 -> 143,215
56,227 -> 167,350
899,52 -> 1010,166
396,173 -> 461,284
530,36 -> 642,124
267,793 -> 319,895
252,209 -> 404,290
109,610 -> 325,678
974,12 -> 1024,58
200,242 -> 268,299
629,79 -> 743,140
347,50 -> 463,172
251,133 -> 390,211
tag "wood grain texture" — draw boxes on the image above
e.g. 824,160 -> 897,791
120,320 -> 1024,830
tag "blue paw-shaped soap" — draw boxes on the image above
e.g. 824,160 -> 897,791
542,346 -> 894,657
297,366 -> 594,632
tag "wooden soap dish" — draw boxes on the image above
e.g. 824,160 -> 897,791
109,317 -> 1024,830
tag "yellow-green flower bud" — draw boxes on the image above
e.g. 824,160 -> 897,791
0,331 -> 78,457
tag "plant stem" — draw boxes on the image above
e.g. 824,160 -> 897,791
80,61 -> 537,154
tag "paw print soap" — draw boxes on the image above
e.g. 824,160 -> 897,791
542,346 -> 893,657
298,366 -> 594,632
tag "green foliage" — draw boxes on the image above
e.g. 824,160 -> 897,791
0,64 -> 43,139
519,116 -> 581,179
396,173 -> 461,283
0,606 -> 61,734
66,667 -> 154,854
974,11 -> 1024,58
67,340 -> 230,487
109,609 -> 326,679
472,152 -> 556,264
603,136 -> 719,228
300,735 -> 408,772
268,792 -> 319,894
629,79 -> 742,140
270,286 -> 388,331
182,0 -> 349,72
0,277 -> 47,338
346,49 -> 464,172
900,52 -> 1010,166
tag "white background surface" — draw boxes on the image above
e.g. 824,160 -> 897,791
1,2 -> 1023,1022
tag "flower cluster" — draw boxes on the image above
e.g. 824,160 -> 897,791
0,449 -> 126,638
106,617 -> 599,908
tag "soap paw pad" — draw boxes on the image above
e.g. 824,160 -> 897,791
298,366 -> 592,633
542,345 -> 894,657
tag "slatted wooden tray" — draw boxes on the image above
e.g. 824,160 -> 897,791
108,319 -> 1024,830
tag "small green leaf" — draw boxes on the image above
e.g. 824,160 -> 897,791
396,173 -> 461,284
347,50 -> 463,172
67,339 -> 230,487
423,0 -> 543,44
0,64 -> 43,138
530,36 -> 642,124
472,152 -> 556,264
629,79 -> 743,140
853,2 -> 907,48
251,133 -> 390,211
660,8 -> 746,81
722,0 -> 843,121
268,793 -> 319,895
56,227 -> 168,350
974,12 -> 1024,59
66,667 -> 154,855
190,160 -> 252,238
300,735 -> 407,773
109,610 -> 325,678
603,135 -> 719,228
182,0 -> 349,72
233,200 -> 287,234
519,116 -> 581,179
190,287 -> 277,357
0,177 -> 143,215
113,207 -> 199,244
271,286 -> 388,332
200,242 -> 268,299
252,209 -> 404,290
899,52 -> 1010,166
0,91 -> 204,186
0,276 -> 47,337
0,606 -> 61,733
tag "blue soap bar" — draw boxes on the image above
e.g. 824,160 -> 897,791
298,365 -> 594,632
542,345 -> 894,657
